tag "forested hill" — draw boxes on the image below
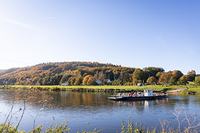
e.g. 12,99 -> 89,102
0,61 -> 167,85
0,68 -> 20,76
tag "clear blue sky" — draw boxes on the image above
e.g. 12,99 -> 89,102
0,0 -> 199,75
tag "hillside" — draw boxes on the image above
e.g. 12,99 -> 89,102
1,61 -> 185,86
0,68 -> 20,76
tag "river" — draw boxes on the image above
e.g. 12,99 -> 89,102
0,89 -> 200,132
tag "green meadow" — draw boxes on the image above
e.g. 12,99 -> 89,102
0,85 -> 181,92
2,85 -> 200,94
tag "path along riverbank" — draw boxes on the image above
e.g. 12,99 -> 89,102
166,88 -> 186,93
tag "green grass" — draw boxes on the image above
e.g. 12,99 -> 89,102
0,85 -> 180,92
180,85 -> 200,94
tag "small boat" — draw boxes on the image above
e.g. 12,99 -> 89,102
108,89 -> 168,101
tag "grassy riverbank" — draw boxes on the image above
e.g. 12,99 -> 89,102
2,84 -> 200,94
0,85 -> 182,93
180,85 -> 200,94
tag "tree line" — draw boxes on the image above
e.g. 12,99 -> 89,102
0,61 -> 199,86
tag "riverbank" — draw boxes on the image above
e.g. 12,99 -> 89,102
166,88 -> 186,93
180,85 -> 200,94
0,85 -> 186,93
1,85 -> 200,94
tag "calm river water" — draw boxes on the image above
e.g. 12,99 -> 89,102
0,89 -> 200,132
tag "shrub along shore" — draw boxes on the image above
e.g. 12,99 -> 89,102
1,85 -> 200,94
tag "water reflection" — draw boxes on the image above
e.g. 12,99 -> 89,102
1,89 -> 199,113
0,89 -> 200,133
46,91 -> 113,109
109,98 -> 170,111
1,89 -> 198,110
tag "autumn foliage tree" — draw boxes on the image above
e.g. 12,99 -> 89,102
156,72 -> 162,80
172,70 -> 183,81
186,70 -> 196,81
82,75 -> 93,85
178,76 -> 187,85
132,68 -> 146,85
195,76 -> 200,85
0,61 -> 199,86
74,76 -> 83,85
159,72 -> 172,85
87,76 -> 96,85
94,71 -> 106,85
169,76 -> 177,85
59,75 -> 71,84
146,76 -> 157,84
143,67 -> 164,78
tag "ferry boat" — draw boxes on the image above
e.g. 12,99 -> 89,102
108,89 -> 168,101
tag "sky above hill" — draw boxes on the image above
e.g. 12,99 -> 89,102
0,0 -> 200,74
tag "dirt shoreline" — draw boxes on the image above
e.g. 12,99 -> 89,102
166,88 -> 186,93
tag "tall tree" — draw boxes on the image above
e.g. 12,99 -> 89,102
105,70 -> 114,81
169,76 -> 177,85
82,75 -> 92,85
132,68 -> 146,85
156,72 -> 162,80
195,76 -> 200,85
119,71 -> 124,82
146,76 -> 157,84
187,70 -> 196,81
178,76 -> 187,85
87,76 -> 96,85
159,72 -> 172,85
172,70 -> 183,81
69,77 -> 76,85
123,72 -> 130,83
143,67 -> 164,78
59,75 -> 71,84
98,71 -> 106,85
74,76 -> 83,85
